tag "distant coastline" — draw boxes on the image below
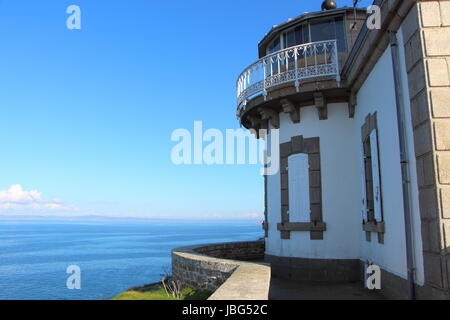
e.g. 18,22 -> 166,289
0,214 -> 263,224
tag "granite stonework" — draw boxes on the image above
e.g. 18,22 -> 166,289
194,241 -> 265,261
172,241 -> 270,299
266,254 -> 361,283
402,0 -> 450,299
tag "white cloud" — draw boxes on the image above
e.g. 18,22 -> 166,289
240,213 -> 261,219
0,184 -> 76,212
205,212 -> 263,220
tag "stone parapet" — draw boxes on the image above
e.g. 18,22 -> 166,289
172,241 -> 270,300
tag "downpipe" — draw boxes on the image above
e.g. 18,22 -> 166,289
389,31 -> 416,300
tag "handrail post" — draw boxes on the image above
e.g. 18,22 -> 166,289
277,53 -> 281,75
334,40 -> 341,84
294,47 -> 299,92
263,59 -> 267,100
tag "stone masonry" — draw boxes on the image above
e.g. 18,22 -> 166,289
172,241 -> 265,293
403,0 -> 450,299
194,241 -> 265,261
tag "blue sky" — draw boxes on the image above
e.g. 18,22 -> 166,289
0,0 -> 372,219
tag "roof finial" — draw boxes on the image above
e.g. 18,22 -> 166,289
321,0 -> 337,10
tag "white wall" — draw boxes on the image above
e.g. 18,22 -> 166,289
266,103 -> 361,259
355,43 -> 423,284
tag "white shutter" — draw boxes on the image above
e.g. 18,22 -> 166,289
288,154 -> 310,223
370,130 -> 382,222
359,142 -> 368,221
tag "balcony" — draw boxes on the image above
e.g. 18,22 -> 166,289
236,40 -> 341,111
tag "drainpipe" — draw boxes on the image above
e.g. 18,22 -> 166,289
389,31 -> 416,300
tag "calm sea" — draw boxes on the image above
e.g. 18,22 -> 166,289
0,220 -> 262,300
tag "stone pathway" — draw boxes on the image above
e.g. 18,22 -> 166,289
269,277 -> 385,300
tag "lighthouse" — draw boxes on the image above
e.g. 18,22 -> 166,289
236,2 -> 368,283
234,0 -> 450,300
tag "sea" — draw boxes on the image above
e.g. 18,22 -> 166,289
0,219 -> 262,300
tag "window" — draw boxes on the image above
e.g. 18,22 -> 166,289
266,37 -> 281,74
284,29 -> 296,48
335,17 -> 347,52
361,137 -> 374,221
310,19 -> 335,42
267,37 -> 281,55
361,125 -> 383,223
310,17 -> 347,52
361,113 -> 385,242
283,25 -> 309,49
288,154 -> 310,223
267,17 -> 347,55
278,136 -> 324,240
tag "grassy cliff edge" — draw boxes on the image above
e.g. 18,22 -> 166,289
111,282 -> 212,300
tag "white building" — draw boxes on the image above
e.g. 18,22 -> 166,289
236,0 -> 450,299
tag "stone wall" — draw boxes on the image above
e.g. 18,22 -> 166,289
172,241 -> 265,293
402,0 -> 450,299
193,240 -> 265,261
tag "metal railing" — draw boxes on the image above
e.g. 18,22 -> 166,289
236,40 -> 340,110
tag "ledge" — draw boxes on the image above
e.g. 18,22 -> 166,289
238,79 -> 350,131
208,262 -> 270,300
277,222 -> 327,232
172,241 -> 271,300
363,221 -> 385,233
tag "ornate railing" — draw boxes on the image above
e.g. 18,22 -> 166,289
236,40 -> 340,110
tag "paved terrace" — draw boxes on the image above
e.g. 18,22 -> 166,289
269,278 -> 384,300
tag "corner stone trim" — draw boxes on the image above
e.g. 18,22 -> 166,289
402,1 -> 450,297
278,135 -> 325,240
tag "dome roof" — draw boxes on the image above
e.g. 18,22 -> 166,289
321,0 -> 337,10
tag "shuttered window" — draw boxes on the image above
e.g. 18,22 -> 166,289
361,129 -> 383,222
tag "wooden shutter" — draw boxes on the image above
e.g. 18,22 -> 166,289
360,142 -> 368,221
288,154 -> 310,223
370,130 -> 382,222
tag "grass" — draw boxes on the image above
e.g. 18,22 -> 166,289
111,282 -> 212,300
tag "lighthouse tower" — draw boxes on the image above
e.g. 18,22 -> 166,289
236,2 -> 368,283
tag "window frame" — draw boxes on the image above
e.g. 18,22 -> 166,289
361,113 -> 385,243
